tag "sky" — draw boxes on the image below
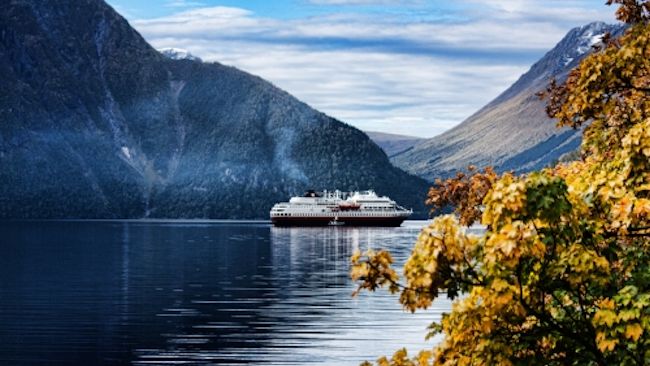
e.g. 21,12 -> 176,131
106,0 -> 617,138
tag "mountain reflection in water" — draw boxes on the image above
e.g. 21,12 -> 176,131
0,221 -> 461,365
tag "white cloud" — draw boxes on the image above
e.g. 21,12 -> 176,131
130,2 -> 616,137
308,0 -> 420,4
164,0 -> 206,8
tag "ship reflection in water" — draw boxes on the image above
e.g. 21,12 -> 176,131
0,221 -> 461,365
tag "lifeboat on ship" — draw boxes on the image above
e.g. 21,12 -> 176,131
338,202 -> 361,211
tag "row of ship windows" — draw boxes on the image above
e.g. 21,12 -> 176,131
275,212 -> 399,216
276,207 -> 391,212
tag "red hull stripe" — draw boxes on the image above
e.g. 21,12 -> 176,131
271,216 -> 406,227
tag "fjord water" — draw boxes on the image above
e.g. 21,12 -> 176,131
0,221 -> 452,365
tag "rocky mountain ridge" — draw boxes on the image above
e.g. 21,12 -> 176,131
392,21 -> 626,181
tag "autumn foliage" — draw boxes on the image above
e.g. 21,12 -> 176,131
427,166 -> 497,227
351,2 -> 650,365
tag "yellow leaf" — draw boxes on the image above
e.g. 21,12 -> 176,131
416,350 -> 432,366
351,250 -> 361,264
625,323 -> 643,341
593,309 -> 617,327
597,338 -> 618,353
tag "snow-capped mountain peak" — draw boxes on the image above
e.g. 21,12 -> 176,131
158,47 -> 202,62
556,21 -> 624,70
575,22 -> 609,55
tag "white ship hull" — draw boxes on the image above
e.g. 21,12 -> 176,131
270,190 -> 412,227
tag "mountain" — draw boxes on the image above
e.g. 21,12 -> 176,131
0,0 -> 430,219
365,131 -> 425,157
159,47 -> 202,62
392,21 -> 626,181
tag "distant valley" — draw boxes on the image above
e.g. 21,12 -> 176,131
365,131 -> 425,158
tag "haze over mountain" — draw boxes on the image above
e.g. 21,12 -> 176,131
0,0 -> 429,219
392,21 -> 626,181
365,131 -> 425,158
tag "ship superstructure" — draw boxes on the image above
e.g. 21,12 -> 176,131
270,190 -> 412,226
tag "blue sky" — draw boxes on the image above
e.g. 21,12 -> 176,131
109,0 -> 468,21
107,0 -> 616,137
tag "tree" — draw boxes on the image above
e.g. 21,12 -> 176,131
351,2 -> 650,365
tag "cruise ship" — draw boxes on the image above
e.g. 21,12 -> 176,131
270,190 -> 412,227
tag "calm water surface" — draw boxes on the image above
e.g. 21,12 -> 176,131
0,220 -> 455,365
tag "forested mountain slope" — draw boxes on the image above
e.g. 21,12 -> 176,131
0,0 -> 429,218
